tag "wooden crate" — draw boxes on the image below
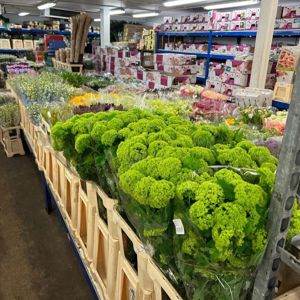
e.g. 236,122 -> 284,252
61,167 -> 80,232
75,180 -> 98,263
275,287 -> 300,299
273,82 -> 294,103
0,126 -> 25,157
52,58 -> 83,73
90,187 -> 119,299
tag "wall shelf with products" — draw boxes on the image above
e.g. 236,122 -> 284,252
0,27 -> 100,37
156,30 -> 300,84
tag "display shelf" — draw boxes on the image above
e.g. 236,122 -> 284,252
272,100 -> 290,110
156,29 -> 300,85
157,29 -> 300,38
0,27 -> 100,37
0,49 -> 33,53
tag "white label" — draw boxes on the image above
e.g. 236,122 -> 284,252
173,219 -> 185,235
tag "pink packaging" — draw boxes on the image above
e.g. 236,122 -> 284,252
146,71 -> 161,81
185,44 -> 197,52
182,23 -> 190,31
136,70 -> 146,81
163,24 -> 172,31
265,74 -> 276,89
175,75 -> 197,85
221,83 -> 240,97
211,44 -> 228,54
189,23 -> 199,31
215,22 -> 231,31
225,60 -> 253,74
220,71 -> 250,87
155,64 -> 199,75
246,20 -> 258,30
268,61 -> 277,74
197,23 -> 208,31
199,13 -> 209,23
147,81 -> 158,90
231,10 -> 247,21
163,17 -> 173,24
206,80 -> 222,93
246,8 -> 260,20
181,15 -> 192,23
235,45 -> 254,56
154,53 -> 197,66
172,24 -> 182,31
276,18 -> 300,29
208,68 -> 225,80
276,70 -> 295,84
282,6 -> 300,18
208,10 -> 231,22
172,16 -> 181,23
159,74 -> 175,87
230,21 -> 247,31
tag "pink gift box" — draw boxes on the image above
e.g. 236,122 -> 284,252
225,60 -> 253,74
246,20 -> 258,30
215,22 -> 231,31
282,6 -> 300,18
231,10 -> 247,21
246,8 -> 260,20
206,80 -> 222,93
209,11 -> 232,22
230,21 -> 247,31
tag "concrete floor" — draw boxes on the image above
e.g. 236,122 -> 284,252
0,145 -> 94,300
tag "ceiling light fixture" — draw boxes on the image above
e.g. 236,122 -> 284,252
204,0 -> 259,10
37,2 -> 56,10
164,0 -> 206,7
132,12 -> 159,18
94,18 -> 101,21
18,12 -> 30,16
110,8 -> 125,15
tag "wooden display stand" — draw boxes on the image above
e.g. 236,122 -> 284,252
0,126 -> 25,157
52,58 -> 83,73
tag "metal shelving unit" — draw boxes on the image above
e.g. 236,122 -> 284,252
156,30 -> 300,84
0,27 -> 100,37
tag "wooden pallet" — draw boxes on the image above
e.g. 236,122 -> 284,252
52,58 -> 83,73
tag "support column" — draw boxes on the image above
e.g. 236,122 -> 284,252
249,0 -> 278,88
100,7 -> 110,47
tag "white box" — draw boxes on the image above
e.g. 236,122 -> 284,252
230,21 -> 247,31
206,79 -> 222,93
246,8 -> 260,20
231,10 -> 247,21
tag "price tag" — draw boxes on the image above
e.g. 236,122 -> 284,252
173,219 -> 185,235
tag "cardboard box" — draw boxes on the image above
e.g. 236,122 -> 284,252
215,22 -> 231,31
277,46 -> 300,71
155,64 -> 199,75
246,20 -> 258,30
206,79 -> 222,93
154,53 -> 197,65
220,71 -> 250,87
231,10 -> 247,21
159,74 -> 175,87
221,83 -> 240,97
282,6 -> 300,18
23,40 -> 34,50
209,11 -> 232,22
163,17 -> 173,24
225,60 -> 253,74
0,39 -> 11,49
230,20 -> 247,31
146,70 -> 161,81
276,70 -> 295,84
246,8 -> 260,20
12,39 -> 24,50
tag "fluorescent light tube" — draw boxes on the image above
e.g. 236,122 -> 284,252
164,0 -> 206,7
18,12 -> 30,16
37,2 -> 56,10
110,9 -> 125,15
204,0 -> 259,10
132,12 -> 159,18
94,18 -> 101,21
